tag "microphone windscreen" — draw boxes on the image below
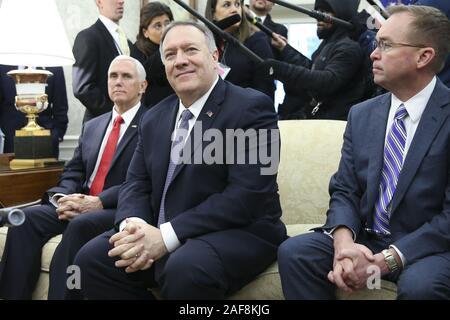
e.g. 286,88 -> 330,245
215,14 -> 241,30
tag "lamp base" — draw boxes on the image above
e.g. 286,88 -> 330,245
14,133 -> 53,159
9,158 -> 58,170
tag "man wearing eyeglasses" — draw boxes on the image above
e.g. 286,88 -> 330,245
278,5 -> 450,299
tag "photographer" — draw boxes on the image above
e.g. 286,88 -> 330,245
263,0 -> 367,120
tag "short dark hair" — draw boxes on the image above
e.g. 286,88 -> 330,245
135,1 -> 174,57
389,5 -> 450,73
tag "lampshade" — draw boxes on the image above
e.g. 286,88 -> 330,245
0,0 -> 75,67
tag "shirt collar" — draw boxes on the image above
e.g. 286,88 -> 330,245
177,76 -> 219,121
99,15 -> 120,35
391,76 -> 437,123
112,102 -> 141,127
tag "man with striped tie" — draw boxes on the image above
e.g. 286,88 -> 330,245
278,5 -> 450,299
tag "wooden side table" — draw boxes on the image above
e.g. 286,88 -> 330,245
0,154 -> 64,207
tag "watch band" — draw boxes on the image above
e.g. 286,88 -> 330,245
382,249 -> 399,272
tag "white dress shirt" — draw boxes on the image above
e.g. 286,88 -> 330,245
120,76 -> 220,253
98,15 -> 124,55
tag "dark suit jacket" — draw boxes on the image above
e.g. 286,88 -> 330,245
263,14 -> 288,38
321,79 -> 450,264
45,106 -> 146,209
116,79 -> 287,291
221,31 -> 275,101
0,65 -> 68,157
72,19 -> 137,121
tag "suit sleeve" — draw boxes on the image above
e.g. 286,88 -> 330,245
47,67 -> 68,142
393,163 -> 450,264
45,124 -> 88,201
72,31 -> 112,117
171,93 -> 281,241
247,32 -> 276,101
271,41 -> 364,96
317,108 -> 365,234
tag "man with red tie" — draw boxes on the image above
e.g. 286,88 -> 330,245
0,55 -> 148,300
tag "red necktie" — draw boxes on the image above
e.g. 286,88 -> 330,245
89,115 -> 124,196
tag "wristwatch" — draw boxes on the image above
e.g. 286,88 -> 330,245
382,249 -> 399,272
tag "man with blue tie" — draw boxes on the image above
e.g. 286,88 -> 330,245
278,5 -> 450,299
71,21 -> 287,300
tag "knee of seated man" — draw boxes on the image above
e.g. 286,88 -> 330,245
278,232 -> 328,265
397,272 -> 447,300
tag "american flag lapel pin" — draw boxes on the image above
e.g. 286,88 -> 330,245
206,110 -> 214,118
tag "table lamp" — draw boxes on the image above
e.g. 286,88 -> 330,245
0,0 -> 75,169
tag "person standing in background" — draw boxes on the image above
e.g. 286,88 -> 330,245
0,65 -> 68,158
205,0 -> 276,101
72,0 -> 141,122
134,1 -> 174,108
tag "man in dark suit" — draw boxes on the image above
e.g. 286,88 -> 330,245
0,65 -> 68,158
278,5 -> 450,299
0,56 -> 148,300
72,21 -> 287,300
249,0 -> 287,38
72,0 -> 140,122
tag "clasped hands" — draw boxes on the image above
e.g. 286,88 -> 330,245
108,220 -> 168,273
329,228 -> 388,292
56,193 -> 103,220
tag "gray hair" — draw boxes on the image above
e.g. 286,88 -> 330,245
159,21 -> 218,60
108,55 -> 147,81
389,5 -> 450,73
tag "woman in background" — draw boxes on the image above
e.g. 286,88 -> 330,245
134,2 -> 174,108
205,0 -> 275,101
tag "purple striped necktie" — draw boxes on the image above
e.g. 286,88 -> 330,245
373,104 -> 408,235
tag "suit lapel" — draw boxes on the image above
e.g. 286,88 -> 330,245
86,114 -> 111,178
170,79 -> 225,182
95,19 -> 120,55
152,99 -> 179,210
390,82 -> 450,213
366,94 -> 391,213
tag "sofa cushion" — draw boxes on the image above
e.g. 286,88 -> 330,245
277,120 -> 346,225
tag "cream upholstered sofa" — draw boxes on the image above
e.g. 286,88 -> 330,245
0,120 -> 397,300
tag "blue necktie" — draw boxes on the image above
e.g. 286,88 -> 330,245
373,104 -> 408,235
157,109 -> 193,226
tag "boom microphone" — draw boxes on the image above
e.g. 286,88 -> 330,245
172,0 -> 263,63
215,14 -> 241,30
0,207 -> 26,227
245,12 -> 274,37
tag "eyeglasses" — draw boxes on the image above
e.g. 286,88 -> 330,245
375,39 -> 427,52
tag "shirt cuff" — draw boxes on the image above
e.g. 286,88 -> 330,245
160,222 -> 181,253
389,244 -> 406,268
119,217 -> 147,232
323,226 -> 357,241
49,193 -> 66,207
